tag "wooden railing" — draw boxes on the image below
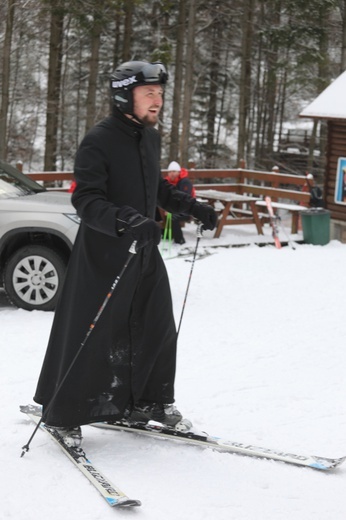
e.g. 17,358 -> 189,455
23,165 -> 311,235
187,168 -> 310,205
26,171 -> 74,184
24,165 -> 311,206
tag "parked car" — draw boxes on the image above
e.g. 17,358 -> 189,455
0,159 -> 80,311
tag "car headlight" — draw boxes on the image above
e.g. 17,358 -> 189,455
64,213 -> 81,225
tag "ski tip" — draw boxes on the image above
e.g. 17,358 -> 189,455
311,455 -> 346,470
20,404 -> 42,415
108,497 -> 142,507
331,455 -> 346,469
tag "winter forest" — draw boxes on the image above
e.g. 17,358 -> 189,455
0,0 -> 346,174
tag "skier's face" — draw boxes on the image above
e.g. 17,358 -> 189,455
131,85 -> 163,126
167,170 -> 180,180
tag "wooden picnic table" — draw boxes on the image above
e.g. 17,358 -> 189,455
195,189 -> 263,238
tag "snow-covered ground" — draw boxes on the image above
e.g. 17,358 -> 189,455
2,223 -> 346,520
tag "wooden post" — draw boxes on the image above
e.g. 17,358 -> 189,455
271,165 -> 280,198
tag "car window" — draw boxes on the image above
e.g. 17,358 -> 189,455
0,172 -> 33,198
0,160 -> 46,199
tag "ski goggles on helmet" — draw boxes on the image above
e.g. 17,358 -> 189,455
136,62 -> 168,85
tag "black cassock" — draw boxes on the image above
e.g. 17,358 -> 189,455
34,112 -> 195,427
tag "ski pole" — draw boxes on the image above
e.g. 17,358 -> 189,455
176,223 -> 203,338
161,212 -> 172,257
21,240 -> 138,457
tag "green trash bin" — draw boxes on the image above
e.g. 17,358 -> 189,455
301,208 -> 330,245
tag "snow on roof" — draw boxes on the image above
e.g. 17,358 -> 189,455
299,70 -> 346,120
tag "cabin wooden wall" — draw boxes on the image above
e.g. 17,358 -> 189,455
325,121 -> 346,220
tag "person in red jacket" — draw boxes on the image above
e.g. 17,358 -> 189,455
68,180 -> 77,192
164,161 -> 195,244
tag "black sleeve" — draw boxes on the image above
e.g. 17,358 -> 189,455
177,178 -> 194,196
71,132 -> 120,237
157,178 -> 196,214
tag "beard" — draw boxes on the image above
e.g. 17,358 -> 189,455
136,113 -> 159,127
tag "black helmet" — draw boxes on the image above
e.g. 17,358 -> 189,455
110,60 -> 168,114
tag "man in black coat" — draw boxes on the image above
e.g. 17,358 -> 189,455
34,61 -> 217,447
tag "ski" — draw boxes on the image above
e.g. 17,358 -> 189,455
91,419 -> 346,472
265,196 -> 282,249
162,246 -> 212,261
22,403 -> 346,473
20,405 -> 141,508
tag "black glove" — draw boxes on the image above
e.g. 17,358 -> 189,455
116,206 -> 161,249
191,202 -> 217,231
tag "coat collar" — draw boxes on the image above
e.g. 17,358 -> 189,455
111,108 -> 144,138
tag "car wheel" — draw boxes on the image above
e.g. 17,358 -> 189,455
3,245 -> 67,311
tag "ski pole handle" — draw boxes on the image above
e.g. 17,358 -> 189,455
129,240 -> 138,254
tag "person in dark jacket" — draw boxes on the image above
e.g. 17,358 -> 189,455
33,61 -> 217,447
164,161 -> 196,244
